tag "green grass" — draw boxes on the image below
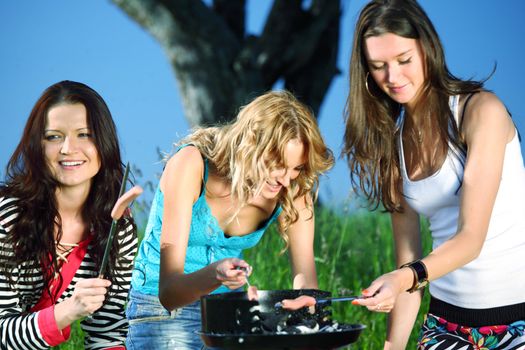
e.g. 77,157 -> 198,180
244,208 -> 432,349
56,207 -> 431,349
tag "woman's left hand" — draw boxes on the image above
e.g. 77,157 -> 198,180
351,269 -> 409,313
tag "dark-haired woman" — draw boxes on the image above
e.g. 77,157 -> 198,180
344,0 -> 525,349
0,80 -> 138,349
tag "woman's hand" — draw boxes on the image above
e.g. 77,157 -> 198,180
67,278 -> 111,317
214,258 -> 252,290
351,268 -> 412,313
55,278 -> 111,329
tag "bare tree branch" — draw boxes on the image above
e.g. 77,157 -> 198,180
111,0 -> 342,125
212,0 -> 246,42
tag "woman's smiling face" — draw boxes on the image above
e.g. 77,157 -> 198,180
43,103 -> 101,191
261,138 -> 306,200
365,33 -> 426,110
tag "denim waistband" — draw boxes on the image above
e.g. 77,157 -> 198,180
129,288 -> 201,308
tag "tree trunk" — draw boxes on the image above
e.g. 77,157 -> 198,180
111,0 -> 341,126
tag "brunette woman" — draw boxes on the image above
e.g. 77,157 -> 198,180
0,81 -> 138,349
344,1 -> 525,349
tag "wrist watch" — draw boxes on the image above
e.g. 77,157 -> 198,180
399,259 -> 428,293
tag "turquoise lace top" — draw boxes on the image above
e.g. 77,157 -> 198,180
131,148 -> 282,296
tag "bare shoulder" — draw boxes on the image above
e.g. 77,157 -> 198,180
462,91 -> 508,123
280,193 -> 314,224
161,146 -> 204,191
165,146 -> 203,173
293,192 -> 313,210
461,91 -> 513,141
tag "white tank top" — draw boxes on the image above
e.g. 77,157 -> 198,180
399,95 -> 525,308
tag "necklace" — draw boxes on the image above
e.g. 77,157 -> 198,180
416,129 -> 423,143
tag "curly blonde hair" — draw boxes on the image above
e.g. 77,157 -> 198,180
179,90 -> 334,247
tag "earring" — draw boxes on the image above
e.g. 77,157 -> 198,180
365,72 -> 375,98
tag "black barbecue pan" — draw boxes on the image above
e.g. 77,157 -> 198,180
199,323 -> 365,350
200,289 -> 365,350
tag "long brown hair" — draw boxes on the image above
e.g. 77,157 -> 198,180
180,90 -> 334,247
343,0 -> 484,211
0,80 -> 135,298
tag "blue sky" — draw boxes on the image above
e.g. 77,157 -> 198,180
1,0 -> 524,209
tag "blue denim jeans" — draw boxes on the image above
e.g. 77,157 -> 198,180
126,288 -> 216,350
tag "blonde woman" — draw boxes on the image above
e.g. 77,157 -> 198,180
126,91 -> 334,349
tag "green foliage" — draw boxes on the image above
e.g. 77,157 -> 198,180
244,208 -> 432,350
52,320 -> 83,349
56,207 -> 431,349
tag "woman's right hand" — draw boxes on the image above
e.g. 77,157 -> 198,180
55,278 -> 111,329
214,258 -> 251,290
351,268 -> 413,313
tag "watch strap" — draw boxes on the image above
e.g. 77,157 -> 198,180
400,259 -> 428,293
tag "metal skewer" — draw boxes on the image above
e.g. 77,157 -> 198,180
235,266 -> 251,287
274,295 -> 362,309
98,162 -> 130,278
315,296 -> 360,304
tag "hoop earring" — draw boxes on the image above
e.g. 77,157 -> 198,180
365,72 -> 375,98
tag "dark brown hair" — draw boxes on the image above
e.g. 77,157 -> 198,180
343,0 -> 483,211
1,80 -> 135,297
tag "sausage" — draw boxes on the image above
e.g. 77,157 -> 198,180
247,285 -> 259,301
280,295 -> 317,310
110,186 -> 143,219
